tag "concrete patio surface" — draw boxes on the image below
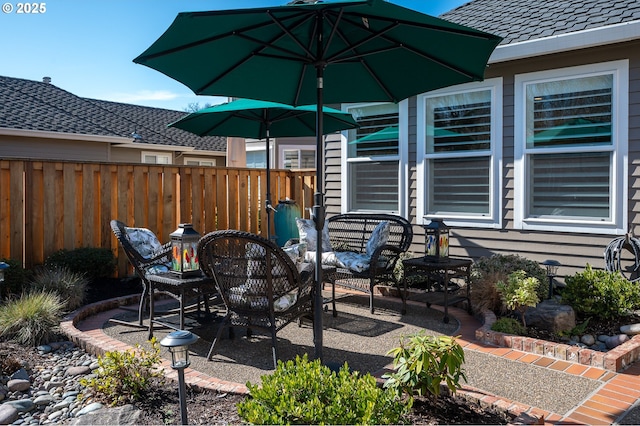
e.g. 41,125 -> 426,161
60,291 -> 640,425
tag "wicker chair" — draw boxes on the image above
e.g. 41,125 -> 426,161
110,219 -> 173,326
198,230 -> 313,369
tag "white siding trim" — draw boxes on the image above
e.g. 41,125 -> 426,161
490,20 -> 640,64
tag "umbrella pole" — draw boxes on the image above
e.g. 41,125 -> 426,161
265,129 -> 273,241
312,60 -> 325,362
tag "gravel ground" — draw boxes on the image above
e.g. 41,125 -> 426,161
102,292 -> 603,417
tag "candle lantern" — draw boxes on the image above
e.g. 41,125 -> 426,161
424,218 -> 449,261
170,223 -> 201,278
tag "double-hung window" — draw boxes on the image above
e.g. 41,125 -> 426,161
417,79 -> 502,228
514,61 -> 628,234
343,101 -> 407,214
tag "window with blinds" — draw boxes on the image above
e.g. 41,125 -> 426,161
424,90 -> 492,216
346,103 -> 400,212
524,74 -> 613,220
284,149 -> 315,169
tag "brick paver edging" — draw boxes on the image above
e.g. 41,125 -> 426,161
59,295 -> 249,394
475,309 -> 640,372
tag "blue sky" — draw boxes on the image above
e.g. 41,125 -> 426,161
1,0 -> 468,112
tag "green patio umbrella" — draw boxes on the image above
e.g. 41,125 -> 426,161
134,0 -> 502,360
168,98 -> 358,239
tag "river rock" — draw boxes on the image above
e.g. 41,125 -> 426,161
606,334 -> 629,349
620,323 -> 640,335
65,365 -> 91,377
6,398 -> 36,413
69,404 -> 141,425
581,334 -> 596,346
7,378 -> 31,392
0,404 -> 19,424
525,300 -> 576,332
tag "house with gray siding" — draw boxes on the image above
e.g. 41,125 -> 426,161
0,75 -> 227,165
331,0 -> 640,278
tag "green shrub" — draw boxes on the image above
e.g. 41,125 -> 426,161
0,258 -> 30,298
470,254 -> 547,314
80,338 -> 163,406
30,266 -> 88,311
383,333 -> 466,401
491,317 -> 527,335
561,264 -> 640,320
496,270 -> 540,327
45,247 -> 116,282
0,291 -> 64,346
237,354 -> 408,425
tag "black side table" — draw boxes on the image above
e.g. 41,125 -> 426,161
146,271 -> 216,339
401,256 -> 473,323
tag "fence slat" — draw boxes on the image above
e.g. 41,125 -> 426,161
1,160 -> 315,271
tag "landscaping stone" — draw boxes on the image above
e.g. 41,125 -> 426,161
7,378 -> 31,392
0,404 -> 19,424
606,334 -> 629,349
525,299 -> 576,332
581,334 -> 596,346
620,323 -> 640,335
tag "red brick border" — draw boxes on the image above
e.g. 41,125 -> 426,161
475,309 -> 640,372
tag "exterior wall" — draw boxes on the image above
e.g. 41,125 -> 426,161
0,135 -> 110,161
326,39 -> 640,279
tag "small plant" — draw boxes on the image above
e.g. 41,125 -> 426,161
0,291 -> 64,346
491,317 -> 527,335
237,354 -> 408,425
561,264 -> 640,319
79,338 -> 163,406
383,332 -> 466,401
496,270 -> 540,328
30,266 -> 88,311
558,318 -> 591,338
45,247 -> 116,283
470,254 -> 547,315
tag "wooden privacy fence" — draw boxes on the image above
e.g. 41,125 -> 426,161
0,159 -> 316,275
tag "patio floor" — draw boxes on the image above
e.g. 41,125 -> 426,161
61,290 -> 640,424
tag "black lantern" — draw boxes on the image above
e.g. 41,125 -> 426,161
170,224 -> 201,278
424,218 -> 450,262
160,330 -> 199,425
542,259 -> 561,299
0,262 -> 8,283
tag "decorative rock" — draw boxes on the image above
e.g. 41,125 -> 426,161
8,378 -> 31,392
6,399 -> 36,413
11,368 -> 30,381
37,344 -> 53,354
525,300 -> 576,333
581,334 -> 596,346
0,404 -> 19,424
606,334 -> 630,349
620,323 -> 640,335
598,335 -> 609,343
65,365 -> 91,377
68,404 -> 141,426
75,402 -> 104,417
33,394 -> 54,406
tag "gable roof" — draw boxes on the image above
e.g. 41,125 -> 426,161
441,0 -> 640,46
0,75 -> 226,152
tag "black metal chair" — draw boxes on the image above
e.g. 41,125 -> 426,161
110,219 -> 172,326
198,230 -> 313,369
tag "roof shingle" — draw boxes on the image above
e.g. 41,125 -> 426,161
440,0 -> 640,45
0,75 -> 226,152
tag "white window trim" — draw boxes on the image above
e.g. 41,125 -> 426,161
183,157 -> 216,166
416,78 -> 503,229
279,145 -> 316,169
513,60 -> 629,235
340,100 -> 409,217
141,151 -> 171,164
